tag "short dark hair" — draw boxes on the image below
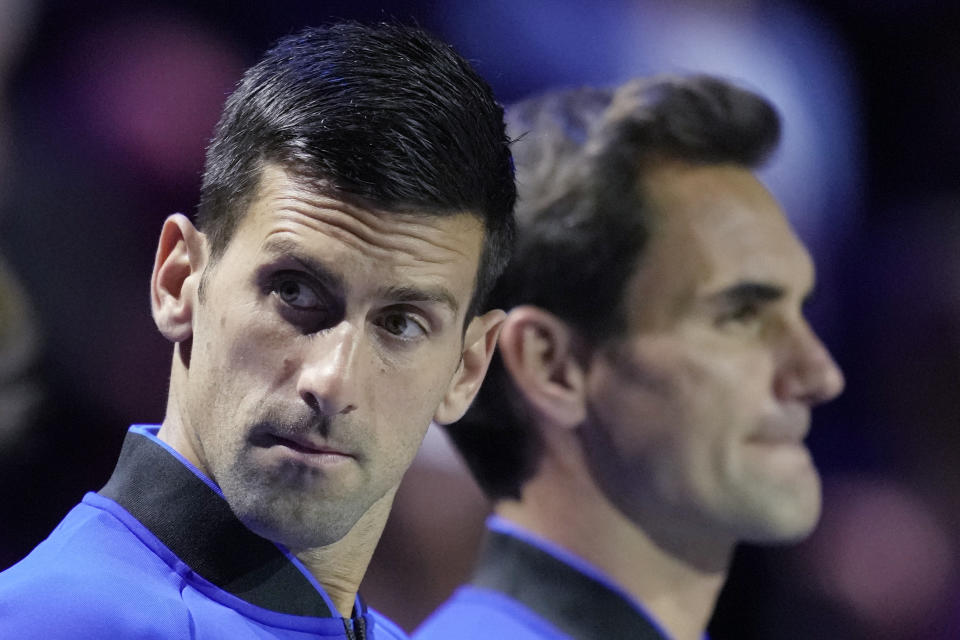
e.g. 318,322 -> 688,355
196,22 -> 516,316
447,75 -> 781,500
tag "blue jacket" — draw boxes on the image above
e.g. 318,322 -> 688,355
0,425 -> 406,640
415,517 -> 673,640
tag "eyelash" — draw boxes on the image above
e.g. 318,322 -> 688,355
268,274 -> 431,341
717,302 -> 762,326
376,309 -> 430,342
267,274 -> 334,330
273,277 -> 320,309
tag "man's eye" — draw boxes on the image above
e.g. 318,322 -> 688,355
378,311 -> 427,340
274,278 -> 320,309
717,303 -> 761,326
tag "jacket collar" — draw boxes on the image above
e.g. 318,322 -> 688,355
472,524 -> 669,640
99,426 -> 350,619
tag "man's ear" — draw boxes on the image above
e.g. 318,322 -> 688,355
434,309 -> 506,425
151,214 -> 208,343
495,305 -> 586,430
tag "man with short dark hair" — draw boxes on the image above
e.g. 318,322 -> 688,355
415,76 -> 844,640
0,22 -> 515,639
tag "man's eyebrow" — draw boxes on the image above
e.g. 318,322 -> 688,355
379,284 -> 460,316
260,237 -> 345,293
261,236 -> 460,315
709,281 -> 786,306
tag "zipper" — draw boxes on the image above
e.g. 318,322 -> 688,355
342,616 -> 367,640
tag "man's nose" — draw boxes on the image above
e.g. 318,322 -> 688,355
296,321 -> 361,416
775,320 -> 846,406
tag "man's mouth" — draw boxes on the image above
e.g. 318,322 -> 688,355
747,420 -> 810,446
248,429 -> 357,464
269,434 -> 353,458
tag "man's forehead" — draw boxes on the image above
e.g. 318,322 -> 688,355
622,161 -> 816,321
652,164 -> 810,265
214,165 -> 485,310
227,165 -> 465,246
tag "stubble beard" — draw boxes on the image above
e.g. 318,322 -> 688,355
220,453 -> 365,550
203,403 -> 372,550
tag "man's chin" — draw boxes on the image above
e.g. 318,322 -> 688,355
733,453 -> 823,543
235,502 -> 354,550
737,495 -> 822,545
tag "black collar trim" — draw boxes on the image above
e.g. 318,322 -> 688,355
471,529 -> 668,640
99,428 -> 338,618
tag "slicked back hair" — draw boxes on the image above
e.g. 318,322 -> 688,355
447,75 -> 781,501
196,22 -> 516,318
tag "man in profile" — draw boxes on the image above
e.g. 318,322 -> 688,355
0,22 -> 515,639
416,76 -> 844,640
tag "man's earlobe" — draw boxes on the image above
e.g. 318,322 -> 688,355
151,214 -> 207,343
497,306 -> 587,430
433,309 -> 506,425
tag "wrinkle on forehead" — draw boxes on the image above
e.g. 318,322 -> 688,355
246,164 -> 484,268
271,201 -> 481,266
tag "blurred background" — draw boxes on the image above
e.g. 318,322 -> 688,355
0,1 -> 957,638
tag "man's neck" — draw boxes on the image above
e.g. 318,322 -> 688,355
496,465 -> 731,640
294,487 -> 396,618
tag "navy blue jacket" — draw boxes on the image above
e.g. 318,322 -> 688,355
415,517 -> 675,640
0,425 -> 406,639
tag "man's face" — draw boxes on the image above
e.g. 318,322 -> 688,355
580,162 -> 844,548
179,164 -> 485,550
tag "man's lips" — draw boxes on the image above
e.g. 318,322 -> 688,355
255,432 -> 355,459
747,421 -> 810,445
